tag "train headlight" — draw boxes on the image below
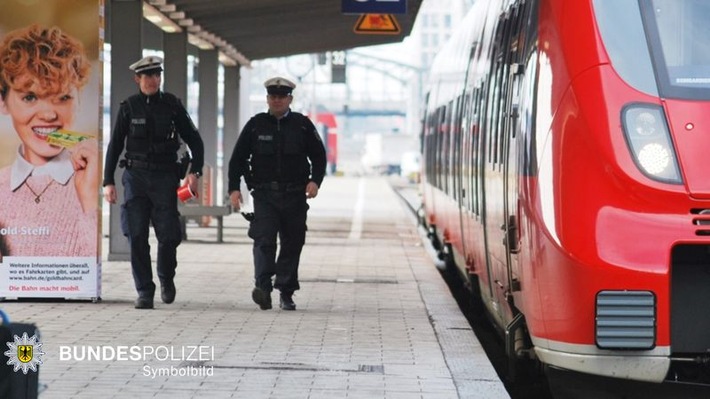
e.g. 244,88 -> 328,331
633,111 -> 657,136
622,104 -> 682,184
637,143 -> 670,175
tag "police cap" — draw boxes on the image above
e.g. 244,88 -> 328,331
129,56 -> 163,75
264,76 -> 296,96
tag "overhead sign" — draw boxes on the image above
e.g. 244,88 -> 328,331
354,14 -> 401,35
342,0 -> 407,15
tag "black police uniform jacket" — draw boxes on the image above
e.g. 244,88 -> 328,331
102,91 -> 204,186
228,110 -> 326,192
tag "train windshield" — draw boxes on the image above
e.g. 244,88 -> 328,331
594,0 -> 710,100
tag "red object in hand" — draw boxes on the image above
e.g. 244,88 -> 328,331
177,182 -> 198,202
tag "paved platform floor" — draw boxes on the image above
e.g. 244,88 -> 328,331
1,176 -> 508,398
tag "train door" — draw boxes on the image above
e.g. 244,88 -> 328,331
502,58 -> 523,307
483,3 -> 527,327
460,83 -> 484,278
458,26 -> 487,280
421,91 -> 439,229
481,18 -> 510,326
502,3 -> 532,313
452,93 -> 468,266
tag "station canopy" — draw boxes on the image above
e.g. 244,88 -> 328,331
162,0 -> 424,63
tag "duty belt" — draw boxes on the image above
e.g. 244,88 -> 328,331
255,181 -> 306,192
121,159 -> 176,172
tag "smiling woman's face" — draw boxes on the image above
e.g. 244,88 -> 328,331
0,76 -> 78,165
0,24 -> 90,166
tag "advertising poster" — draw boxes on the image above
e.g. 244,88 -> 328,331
0,0 -> 102,299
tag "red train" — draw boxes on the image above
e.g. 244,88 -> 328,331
420,0 -> 710,388
312,109 -> 338,175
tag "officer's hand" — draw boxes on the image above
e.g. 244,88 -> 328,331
103,185 -> 117,205
229,190 -> 242,211
186,173 -> 199,195
305,181 -> 319,199
70,138 -> 100,213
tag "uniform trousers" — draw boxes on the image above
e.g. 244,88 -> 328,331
121,168 -> 182,298
248,189 -> 309,294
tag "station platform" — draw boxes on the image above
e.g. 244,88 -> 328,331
2,176 -> 509,398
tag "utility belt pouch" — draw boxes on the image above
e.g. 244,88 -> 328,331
126,95 -> 148,138
130,118 -> 147,138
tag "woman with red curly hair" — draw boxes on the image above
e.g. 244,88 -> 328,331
0,24 -> 99,257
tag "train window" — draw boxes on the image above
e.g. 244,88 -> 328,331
453,96 -> 463,201
444,101 -> 450,196
440,106 -> 446,191
463,91 -> 474,212
440,107 -> 448,192
595,0 -> 710,100
519,51 -> 539,177
449,98 -> 457,196
516,1 -> 539,177
593,0 -> 658,96
643,0 -> 710,99
423,106 -> 435,186
472,87 -> 482,215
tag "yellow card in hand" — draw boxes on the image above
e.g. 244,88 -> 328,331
46,130 -> 93,148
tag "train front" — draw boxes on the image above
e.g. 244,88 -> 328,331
528,0 -> 710,384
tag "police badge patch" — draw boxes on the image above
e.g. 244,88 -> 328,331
4,332 -> 44,374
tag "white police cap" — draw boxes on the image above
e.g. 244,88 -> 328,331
129,56 -> 164,74
264,76 -> 296,95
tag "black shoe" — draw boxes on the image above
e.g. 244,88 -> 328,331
279,292 -> 296,311
252,287 -> 272,310
134,296 -> 154,309
161,280 -> 176,304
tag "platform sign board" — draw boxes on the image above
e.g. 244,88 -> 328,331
0,0 -> 103,300
354,14 -> 401,35
342,0 -> 407,15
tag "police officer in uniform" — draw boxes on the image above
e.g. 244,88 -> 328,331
228,76 -> 326,311
103,56 -> 204,309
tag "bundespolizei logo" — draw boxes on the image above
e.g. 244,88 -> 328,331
4,332 -> 45,374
